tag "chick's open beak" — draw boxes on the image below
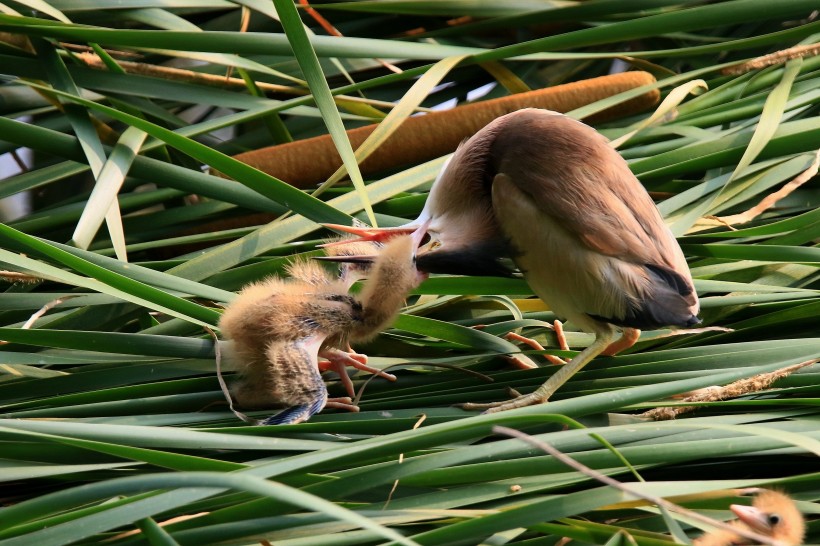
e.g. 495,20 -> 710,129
313,254 -> 377,265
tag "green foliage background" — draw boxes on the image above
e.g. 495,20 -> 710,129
0,1 -> 818,545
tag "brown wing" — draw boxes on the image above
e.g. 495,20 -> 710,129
488,109 -> 683,270
488,110 -> 698,327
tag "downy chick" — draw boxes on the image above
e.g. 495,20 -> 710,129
321,236 -> 383,289
349,233 -> 427,342
236,336 -> 359,425
694,490 -> 805,546
219,234 -> 424,424
219,279 -> 361,424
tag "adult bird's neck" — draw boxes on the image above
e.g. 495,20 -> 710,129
416,238 -> 516,277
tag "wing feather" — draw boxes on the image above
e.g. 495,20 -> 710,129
489,110 -> 678,267
488,110 -> 699,326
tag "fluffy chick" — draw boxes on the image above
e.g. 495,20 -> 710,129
322,236 -> 383,288
219,235 -> 423,424
236,336 -> 358,425
694,490 -> 805,546
219,282 -> 361,424
350,234 -> 427,342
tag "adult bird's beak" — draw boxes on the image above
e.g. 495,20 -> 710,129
316,221 -> 430,264
320,223 -> 421,247
322,218 -> 513,277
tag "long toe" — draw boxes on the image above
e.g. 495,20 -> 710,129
321,347 -> 398,382
325,397 -> 360,412
458,400 -> 508,411
504,332 -> 566,366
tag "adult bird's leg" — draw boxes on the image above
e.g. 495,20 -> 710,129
505,328 -> 568,366
461,327 -> 616,413
602,327 -> 640,356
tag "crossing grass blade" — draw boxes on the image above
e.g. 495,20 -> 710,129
0,2 -> 818,545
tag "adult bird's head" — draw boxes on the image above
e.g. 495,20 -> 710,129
316,220 -> 431,284
323,138 -> 517,279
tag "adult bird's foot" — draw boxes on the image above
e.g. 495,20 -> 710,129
504,332 -> 567,366
459,391 -> 549,413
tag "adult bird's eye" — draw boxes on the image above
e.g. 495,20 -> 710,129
768,513 -> 781,526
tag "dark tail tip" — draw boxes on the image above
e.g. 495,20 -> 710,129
259,396 -> 325,425
685,315 -> 701,327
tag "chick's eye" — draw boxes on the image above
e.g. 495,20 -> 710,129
767,514 -> 781,526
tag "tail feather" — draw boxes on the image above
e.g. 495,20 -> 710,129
595,263 -> 699,330
258,394 -> 327,426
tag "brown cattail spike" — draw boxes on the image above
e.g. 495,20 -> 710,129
221,71 -> 659,189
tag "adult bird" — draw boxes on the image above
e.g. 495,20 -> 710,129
326,108 -> 700,413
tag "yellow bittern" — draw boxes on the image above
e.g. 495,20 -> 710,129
326,108 -> 700,413
694,490 -> 805,546
219,232 -> 426,424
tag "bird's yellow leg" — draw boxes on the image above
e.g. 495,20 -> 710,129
504,332 -> 566,366
325,397 -> 360,413
320,347 -> 398,382
552,320 -> 569,351
460,330 -> 616,413
319,357 -> 356,398
472,325 -> 542,369
602,327 -> 640,356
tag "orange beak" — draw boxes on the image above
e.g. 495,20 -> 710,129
316,221 -> 430,264
319,224 -> 418,248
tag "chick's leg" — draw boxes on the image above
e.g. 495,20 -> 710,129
320,347 -> 397,382
318,356 -> 356,398
325,397 -> 360,412
476,321 -> 568,369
